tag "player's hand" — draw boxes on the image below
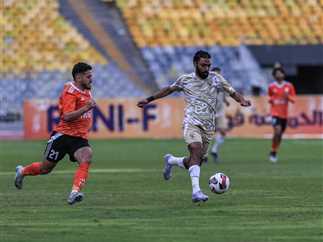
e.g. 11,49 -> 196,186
240,99 -> 251,107
137,99 -> 149,108
85,99 -> 96,111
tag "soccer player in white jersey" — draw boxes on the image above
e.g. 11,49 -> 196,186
210,67 -> 230,162
137,50 -> 251,203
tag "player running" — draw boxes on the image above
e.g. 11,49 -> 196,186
137,50 -> 251,203
209,67 -> 230,162
268,66 -> 296,163
14,62 -> 96,205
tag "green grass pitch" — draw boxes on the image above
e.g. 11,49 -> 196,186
0,138 -> 322,242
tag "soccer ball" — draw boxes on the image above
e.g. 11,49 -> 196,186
208,172 -> 230,194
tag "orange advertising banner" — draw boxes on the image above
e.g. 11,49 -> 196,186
24,96 -> 323,139
225,95 -> 323,139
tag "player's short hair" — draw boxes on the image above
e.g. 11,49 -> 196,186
72,62 -> 92,79
193,50 -> 211,64
272,67 -> 285,76
211,67 -> 221,73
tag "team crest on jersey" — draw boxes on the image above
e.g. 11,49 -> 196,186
211,75 -> 220,86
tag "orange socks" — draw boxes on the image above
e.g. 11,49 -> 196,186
21,161 -> 91,192
72,162 -> 91,192
22,162 -> 43,176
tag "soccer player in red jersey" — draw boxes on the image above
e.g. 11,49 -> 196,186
14,62 -> 96,205
268,67 -> 296,162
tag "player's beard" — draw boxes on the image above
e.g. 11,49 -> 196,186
82,82 -> 92,90
196,68 -> 209,79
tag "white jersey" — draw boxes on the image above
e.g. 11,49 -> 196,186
171,71 -> 235,131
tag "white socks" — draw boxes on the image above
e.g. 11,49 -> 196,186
168,155 -> 185,168
167,156 -> 201,194
189,165 -> 200,194
211,133 -> 225,153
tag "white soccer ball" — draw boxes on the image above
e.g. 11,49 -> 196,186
208,172 -> 230,194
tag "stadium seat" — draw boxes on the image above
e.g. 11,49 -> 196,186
116,0 -> 323,47
1,0 -> 106,74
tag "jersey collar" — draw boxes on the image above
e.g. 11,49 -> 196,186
70,82 -> 86,93
273,80 -> 286,88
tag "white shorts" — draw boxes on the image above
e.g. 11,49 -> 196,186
183,123 -> 215,158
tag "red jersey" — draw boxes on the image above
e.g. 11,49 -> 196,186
268,81 -> 296,119
54,82 -> 93,139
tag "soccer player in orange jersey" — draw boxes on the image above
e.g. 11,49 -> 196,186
14,62 -> 96,205
268,67 -> 296,162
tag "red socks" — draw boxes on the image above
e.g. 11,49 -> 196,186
22,162 -> 43,176
72,162 -> 91,192
21,161 -> 91,192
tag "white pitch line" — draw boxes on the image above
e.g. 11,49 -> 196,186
0,168 -> 159,176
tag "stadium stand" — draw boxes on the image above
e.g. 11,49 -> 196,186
2,0 -> 106,74
141,45 -> 267,93
61,0 -> 158,92
0,0 -> 148,124
117,0 -> 323,47
115,0 -> 323,92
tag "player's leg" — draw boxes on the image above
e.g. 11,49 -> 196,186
211,130 -> 225,161
68,145 -> 92,205
162,125 -> 196,180
163,154 -> 187,180
270,119 -> 283,162
201,136 -> 211,164
271,118 -> 287,162
187,141 -> 208,202
14,133 -> 65,189
186,125 -> 211,202
162,124 -> 210,180
15,160 -> 57,190
211,116 -> 227,162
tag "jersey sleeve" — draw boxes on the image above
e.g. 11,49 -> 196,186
268,85 -> 274,103
217,73 -> 235,95
268,86 -> 272,96
170,75 -> 185,90
61,92 -> 77,114
288,83 -> 296,103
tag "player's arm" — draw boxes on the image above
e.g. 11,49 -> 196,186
268,86 -> 274,104
137,85 -> 181,108
62,94 -> 96,122
218,74 -> 251,107
230,91 -> 251,107
286,84 -> 296,103
224,95 -> 230,106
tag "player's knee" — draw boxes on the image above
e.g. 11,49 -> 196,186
75,147 -> 93,163
188,143 -> 203,164
274,129 -> 281,136
189,142 -> 202,152
79,153 -> 92,163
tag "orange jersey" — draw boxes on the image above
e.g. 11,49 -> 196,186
268,81 -> 296,119
54,82 -> 93,139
